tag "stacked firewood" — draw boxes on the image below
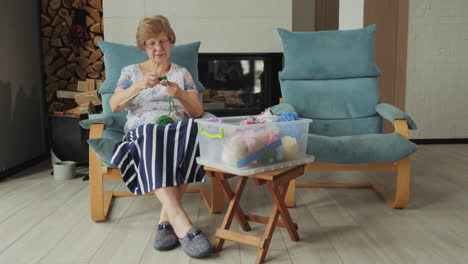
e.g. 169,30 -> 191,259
41,0 -> 104,113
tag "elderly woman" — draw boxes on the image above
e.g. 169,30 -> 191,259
109,15 -> 212,258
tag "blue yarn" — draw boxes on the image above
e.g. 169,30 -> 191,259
277,112 -> 299,122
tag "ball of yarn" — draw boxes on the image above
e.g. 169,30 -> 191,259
277,112 -> 299,122
221,138 -> 248,166
281,136 -> 299,160
156,115 -> 174,125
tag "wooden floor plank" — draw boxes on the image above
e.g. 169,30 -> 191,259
38,181 -> 130,264
0,178 -> 86,253
0,187 -> 89,263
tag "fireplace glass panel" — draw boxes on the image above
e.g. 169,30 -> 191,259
199,57 -> 267,116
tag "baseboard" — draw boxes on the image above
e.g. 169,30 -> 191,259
411,138 -> 468,144
0,154 -> 49,180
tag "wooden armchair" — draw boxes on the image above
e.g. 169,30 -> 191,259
275,25 -> 418,209
87,122 -> 224,222
82,40 -> 225,222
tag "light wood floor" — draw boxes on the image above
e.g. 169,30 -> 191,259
0,144 -> 467,264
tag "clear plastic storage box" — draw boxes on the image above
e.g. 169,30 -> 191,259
195,116 -> 314,175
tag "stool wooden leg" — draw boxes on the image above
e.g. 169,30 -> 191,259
267,181 -> 300,241
214,176 -> 249,251
214,175 -> 251,232
256,196 -> 281,264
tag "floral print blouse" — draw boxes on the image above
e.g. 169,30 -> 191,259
115,63 -> 198,133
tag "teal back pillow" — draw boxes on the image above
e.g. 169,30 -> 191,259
98,40 -> 205,95
97,40 -> 205,132
277,25 -> 381,80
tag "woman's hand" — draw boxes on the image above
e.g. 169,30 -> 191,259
161,80 -> 182,99
136,72 -> 161,91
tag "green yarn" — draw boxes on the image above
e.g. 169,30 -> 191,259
156,115 -> 174,125
154,75 -> 182,125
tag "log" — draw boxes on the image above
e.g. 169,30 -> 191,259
61,36 -> 70,46
46,76 -> 60,84
90,23 -> 101,34
79,49 -> 90,57
89,49 -> 102,63
67,52 -> 75,62
52,25 -> 63,38
62,0 -> 73,9
44,49 -> 57,66
50,57 -> 67,71
41,14 -> 51,26
86,79 -> 96,90
48,101 -> 65,112
59,48 -> 71,56
78,57 -> 91,69
77,80 -> 86,92
88,71 -> 99,79
64,14 -> 72,26
46,82 -> 60,102
50,0 -> 61,9
50,38 -> 62,47
76,66 -> 87,80
72,0 -> 82,8
66,63 -> 76,73
96,80 -> 103,91
88,0 -> 102,10
93,36 -> 103,47
61,25 -> 70,36
85,6 -> 101,22
74,90 -> 102,106
42,27 -> 53,37
77,79 -> 95,91
91,61 -> 103,72
85,40 -> 95,52
67,82 -> 78,91
41,0 -> 49,13
58,80 -> 68,89
56,68 -> 73,80
48,7 -> 57,17
86,16 -> 95,27
51,15 -> 64,26
58,8 -> 70,18
44,66 -> 55,76
57,90 -> 81,99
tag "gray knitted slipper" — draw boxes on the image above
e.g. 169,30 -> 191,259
178,227 -> 212,258
154,221 -> 179,251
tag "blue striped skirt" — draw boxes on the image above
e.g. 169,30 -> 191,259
110,119 -> 205,195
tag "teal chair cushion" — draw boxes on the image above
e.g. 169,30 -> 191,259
376,103 -> 417,130
87,137 -> 119,168
98,40 -> 205,95
310,116 -> 381,137
79,113 -> 114,129
277,25 -> 381,80
100,94 -> 128,132
280,78 -> 378,119
307,132 -> 418,164
271,103 -> 382,137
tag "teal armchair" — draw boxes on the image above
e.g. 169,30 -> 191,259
276,25 -> 417,209
80,40 -> 223,222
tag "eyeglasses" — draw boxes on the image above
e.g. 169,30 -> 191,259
145,39 -> 171,49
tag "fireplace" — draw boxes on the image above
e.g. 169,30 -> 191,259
198,53 -> 283,116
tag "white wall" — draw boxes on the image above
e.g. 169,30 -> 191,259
339,0 -> 364,30
103,0 -> 292,53
406,0 -> 468,139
